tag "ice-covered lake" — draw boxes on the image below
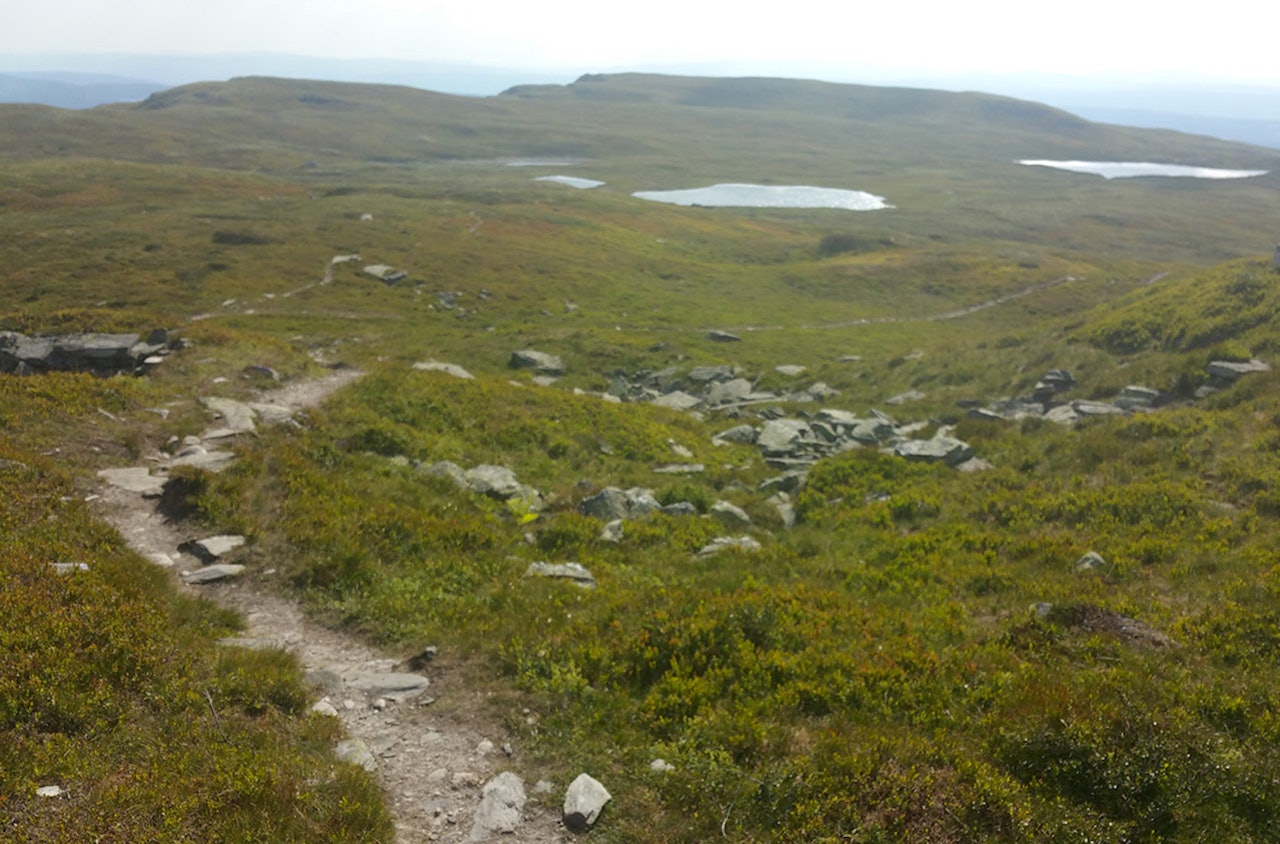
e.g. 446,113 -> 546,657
533,175 -> 605,189
1018,160 -> 1268,180
632,183 -> 890,210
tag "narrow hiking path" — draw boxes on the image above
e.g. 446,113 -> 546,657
93,370 -> 567,844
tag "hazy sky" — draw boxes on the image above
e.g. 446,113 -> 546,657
5,0 -> 1279,84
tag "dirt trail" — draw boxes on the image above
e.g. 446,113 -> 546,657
93,370 -> 567,844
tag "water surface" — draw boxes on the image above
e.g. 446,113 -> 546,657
633,183 -> 889,210
1018,160 -> 1268,179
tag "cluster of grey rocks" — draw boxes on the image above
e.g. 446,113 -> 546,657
966,359 -> 1272,424
600,363 -> 838,412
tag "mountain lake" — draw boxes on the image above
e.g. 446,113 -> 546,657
632,183 -> 890,210
1018,160 -> 1268,179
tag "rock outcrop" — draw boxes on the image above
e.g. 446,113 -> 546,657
0,329 -> 175,376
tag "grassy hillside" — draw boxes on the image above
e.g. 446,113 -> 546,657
4,73 -> 1280,841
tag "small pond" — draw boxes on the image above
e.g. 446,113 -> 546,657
533,175 -> 605,189
632,183 -> 890,210
1018,160 -> 1268,179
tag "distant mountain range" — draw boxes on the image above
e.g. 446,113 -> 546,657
0,71 -> 165,109
2,53 -> 1277,149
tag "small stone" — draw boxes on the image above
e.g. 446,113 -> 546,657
563,773 -> 611,832
525,561 -> 597,588
710,500 -> 751,526
697,535 -> 762,556
476,739 -> 494,756
36,785 -> 65,798
600,519 -> 624,543
413,360 -> 475,379
336,738 -> 378,772
1075,551 -> 1109,573
649,758 -> 675,773
312,699 -> 340,717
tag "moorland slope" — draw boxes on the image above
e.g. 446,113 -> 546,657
4,74 -> 1280,842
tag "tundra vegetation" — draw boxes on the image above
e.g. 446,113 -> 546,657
3,73 -> 1280,841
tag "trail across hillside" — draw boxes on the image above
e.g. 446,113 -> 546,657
95,371 -> 567,844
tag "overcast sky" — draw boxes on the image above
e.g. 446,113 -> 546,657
5,0 -> 1279,85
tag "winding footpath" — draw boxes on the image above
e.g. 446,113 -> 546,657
94,370 -> 567,844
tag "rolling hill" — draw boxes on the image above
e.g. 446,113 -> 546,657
4,73 -> 1280,842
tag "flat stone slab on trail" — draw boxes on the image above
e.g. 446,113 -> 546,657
181,564 -> 245,584
98,467 -> 165,496
343,671 -> 431,701
183,534 -> 246,562
200,396 -> 257,435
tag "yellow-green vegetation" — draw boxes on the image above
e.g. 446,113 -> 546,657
5,73 -> 1280,841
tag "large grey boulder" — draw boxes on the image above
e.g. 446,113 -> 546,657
1071,400 -> 1126,417
894,436 -> 974,466
1115,385 -> 1162,410
688,365 -> 734,383
421,460 -> 469,487
465,465 -> 542,509
509,349 -> 565,375
0,330 -> 169,376
759,471 -> 807,494
471,772 -> 527,840
712,424 -> 758,445
1208,358 -> 1270,381
756,419 -> 812,454
563,773 -> 611,832
650,391 -> 702,410
848,418 -> 895,444
710,500 -> 752,526
578,487 -> 660,521
1033,369 -> 1076,400
705,378 -> 754,406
